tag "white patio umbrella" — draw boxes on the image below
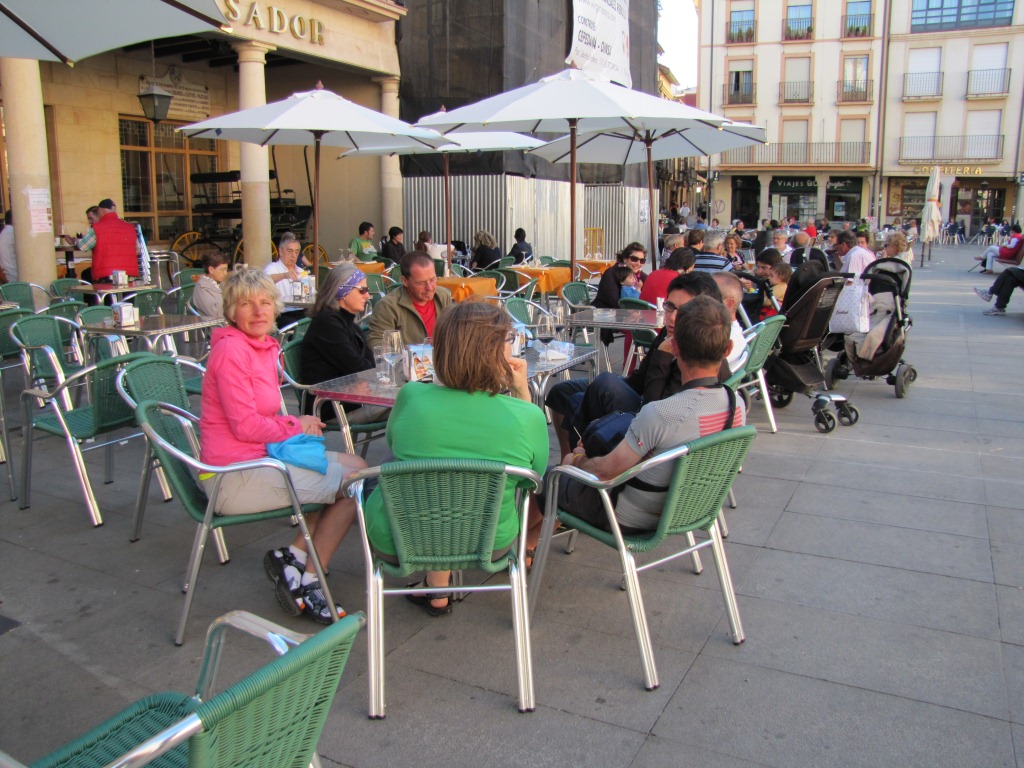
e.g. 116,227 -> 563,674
0,0 -> 230,66
416,68 -> 734,267
181,83 -> 447,276
530,121 -> 766,255
920,165 -> 943,267
340,130 -> 545,268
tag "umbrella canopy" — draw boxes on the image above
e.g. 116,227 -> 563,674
340,130 -> 545,266
417,68 -> 733,265
181,83 -> 447,277
531,121 -> 767,254
0,0 -> 230,65
921,165 -> 943,243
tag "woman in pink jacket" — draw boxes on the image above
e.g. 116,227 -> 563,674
200,268 -> 366,623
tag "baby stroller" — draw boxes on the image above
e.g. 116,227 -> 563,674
764,263 -> 860,433
824,257 -> 917,397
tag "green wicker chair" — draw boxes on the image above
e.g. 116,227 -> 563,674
135,400 -> 339,645
364,272 -> 387,299
529,426 -> 757,690
432,258 -> 446,278
171,268 -> 204,287
10,314 -> 86,397
497,256 -> 515,268
342,458 -> 542,717
549,259 -> 572,269
560,281 -> 597,343
126,288 -> 167,317
476,269 -> 505,292
19,352 -> 151,527
167,283 -> 196,314
0,281 -> 49,310
279,338 -> 387,457
38,301 -> 88,361
503,297 -> 550,328
49,278 -> 90,300
276,316 -> 311,345
23,609 -> 363,768
724,315 -> 786,434
618,297 -> 658,373
116,355 -> 213,551
450,263 -> 474,278
0,308 -> 32,499
75,306 -> 124,362
539,256 -> 554,266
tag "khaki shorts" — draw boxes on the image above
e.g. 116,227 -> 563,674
201,450 -> 346,516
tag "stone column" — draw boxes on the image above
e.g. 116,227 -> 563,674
234,41 -> 275,267
0,58 -> 56,297
815,173 -> 830,220
757,173 -> 772,223
373,75 -> 402,231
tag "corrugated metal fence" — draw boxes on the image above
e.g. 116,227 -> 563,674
403,175 -> 657,258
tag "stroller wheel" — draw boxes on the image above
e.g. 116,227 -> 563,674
837,404 -> 860,426
814,410 -> 837,433
895,364 -> 912,399
770,389 -> 794,408
908,366 -> 918,382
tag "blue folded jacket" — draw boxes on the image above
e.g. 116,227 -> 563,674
266,433 -> 328,475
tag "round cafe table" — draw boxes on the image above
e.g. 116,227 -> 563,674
435,276 -> 497,302
575,259 -> 615,276
515,266 -> 572,296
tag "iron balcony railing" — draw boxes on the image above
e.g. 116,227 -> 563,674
726,20 -> 756,43
967,68 -> 1011,96
723,82 -> 755,105
780,81 -> 813,103
842,13 -> 872,37
782,18 -> 814,40
899,134 -> 1004,162
721,141 -> 872,166
837,79 -> 873,102
903,72 -> 943,98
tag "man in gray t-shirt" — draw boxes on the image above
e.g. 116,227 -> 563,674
555,296 -> 745,534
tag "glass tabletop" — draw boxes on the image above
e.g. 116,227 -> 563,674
567,308 -> 664,331
81,313 -> 225,336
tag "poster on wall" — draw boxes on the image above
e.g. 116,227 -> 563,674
27,187 -> 53,235
566,0 -> 632,88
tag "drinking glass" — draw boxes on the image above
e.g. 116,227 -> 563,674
373,344 -> 389,383
535,315 -> 557,355
381,331 -> 404,383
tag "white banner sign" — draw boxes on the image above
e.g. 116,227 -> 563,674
566,0 -> 632,88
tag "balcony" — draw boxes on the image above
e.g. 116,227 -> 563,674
723,82 -> 756,106
721,141 -> 872,166
837,79 -> 873,103
967,69 -> 1011,97
842,13 -> 873,37
726,20 -> 756,44
782,19 -> 814,41
903,72 -> 943,99
779,81 -> 813,104
899,135 -> 1004,162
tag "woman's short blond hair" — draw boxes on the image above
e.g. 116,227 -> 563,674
433,300 -> 512,395
885,231 -> 909,254
221,267 -> 282,325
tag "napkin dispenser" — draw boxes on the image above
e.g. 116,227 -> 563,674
111,270 -> 129,286
112,302 -> 138,326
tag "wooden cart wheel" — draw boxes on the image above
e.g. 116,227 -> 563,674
232,239 -> 278,266
178,237 -> 224,269
302,243 -> 328,264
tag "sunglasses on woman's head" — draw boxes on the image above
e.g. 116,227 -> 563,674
628,256 -> 647,264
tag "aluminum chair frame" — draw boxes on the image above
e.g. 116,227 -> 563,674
136,400 -> 341,645
115,356 -> 220,556
19,352 -> 151,526
10,314 -> 86,410
0,281 -> 50,311
724,315 -> 787,434
529,426 -> 756,690
342,459 -> 541,718
9,610 -> 363,768
0,308 -> 32,499
48,278 -> 91,300
618,297 -> 658,375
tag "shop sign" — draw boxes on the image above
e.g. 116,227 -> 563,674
908,165 -> 982,176
566,0 -> 632,88
223,0 -> 325,45
769,177 -> 816,194
826,177 -> 861,193
140,67 -> 211,121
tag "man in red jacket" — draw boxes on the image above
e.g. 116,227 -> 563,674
76,198 -> 139,282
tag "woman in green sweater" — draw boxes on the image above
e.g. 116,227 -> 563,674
363,300 -> 549,616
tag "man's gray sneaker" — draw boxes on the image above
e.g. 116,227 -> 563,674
983,306 -> 1006,315
975,287 -> 993,303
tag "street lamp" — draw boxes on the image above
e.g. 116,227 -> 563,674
137,41 -> 172,124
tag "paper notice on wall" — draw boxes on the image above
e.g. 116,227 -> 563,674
566,0 -> 632,88
639,199 -> 649,224
27,187 -> 53,235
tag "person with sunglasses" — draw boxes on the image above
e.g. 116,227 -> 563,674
301,263 -> 389,425
593,242 -> 649,347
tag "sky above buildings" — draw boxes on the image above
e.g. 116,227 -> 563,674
658,0 -> 699,89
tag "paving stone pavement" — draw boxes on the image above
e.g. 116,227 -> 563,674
2,243 -> 1023,767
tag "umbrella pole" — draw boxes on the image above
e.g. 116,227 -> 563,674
312,131 -> 323,285
646,141 -> 657,262
569,118 -> 578,271
444,154 -> 452,273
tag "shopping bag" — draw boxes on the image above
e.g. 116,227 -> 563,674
829,280 -> 870,334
